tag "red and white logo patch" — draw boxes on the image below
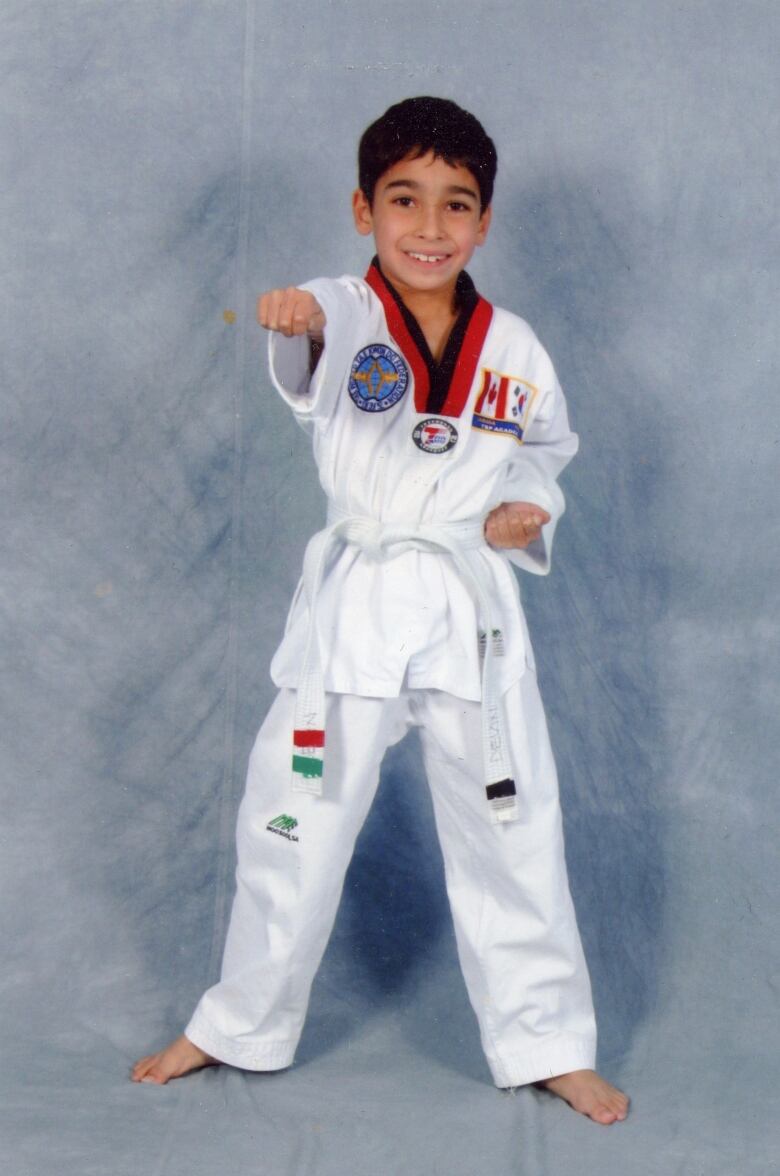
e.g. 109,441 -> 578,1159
412,417 -> 459,454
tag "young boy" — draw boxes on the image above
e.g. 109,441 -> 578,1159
132,97 -> 629,1126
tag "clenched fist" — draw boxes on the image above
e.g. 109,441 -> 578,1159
485,501 -> 551,549
257,287 -> 326,341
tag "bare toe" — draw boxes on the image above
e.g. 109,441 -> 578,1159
131,1053 -> 169,1084
613,1093 -> 630,1120
593,1103 -> 618,1124
130,1055 -> 156,1081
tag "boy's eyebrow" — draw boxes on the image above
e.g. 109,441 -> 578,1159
383,178 -> 479,200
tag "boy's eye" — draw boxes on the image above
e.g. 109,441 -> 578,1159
448,201 -> 470,212
392,196 -> 415,207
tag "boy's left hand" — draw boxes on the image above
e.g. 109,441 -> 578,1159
485,502 -> 551,549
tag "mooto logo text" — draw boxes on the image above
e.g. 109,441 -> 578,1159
266,813 -> 299,842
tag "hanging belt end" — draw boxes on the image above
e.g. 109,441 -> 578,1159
292,773 -> 323,796
486,778 -> 519,824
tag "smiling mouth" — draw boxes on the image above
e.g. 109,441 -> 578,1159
406,252 -> 450,264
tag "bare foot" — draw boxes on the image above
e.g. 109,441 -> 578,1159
536,1068 -> 629,1125
131,1034 -> 219,1085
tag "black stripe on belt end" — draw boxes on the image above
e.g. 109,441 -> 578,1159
486,779 -> 516,801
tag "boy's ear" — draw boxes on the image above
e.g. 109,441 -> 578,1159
352,188 -> 374,236
476,204 -> 492,245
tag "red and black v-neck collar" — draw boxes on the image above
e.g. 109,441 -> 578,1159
365,256 -> 493,418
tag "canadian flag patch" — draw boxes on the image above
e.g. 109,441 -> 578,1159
472,368 -> 537,443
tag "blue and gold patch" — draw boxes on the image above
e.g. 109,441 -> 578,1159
348,344 -> 409,413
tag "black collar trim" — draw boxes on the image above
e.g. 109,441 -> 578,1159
369,256 -> 482,416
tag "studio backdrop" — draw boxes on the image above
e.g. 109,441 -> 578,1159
2,2 -> 778,1173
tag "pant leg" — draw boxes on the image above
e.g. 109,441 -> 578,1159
414,674 -> 597,1088
185,687 -> 410,1071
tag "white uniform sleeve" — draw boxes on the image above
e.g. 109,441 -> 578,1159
268,276 -> 373,426
500,341 -> 579,576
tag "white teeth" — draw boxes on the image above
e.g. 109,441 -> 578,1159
408,252 -> 446,263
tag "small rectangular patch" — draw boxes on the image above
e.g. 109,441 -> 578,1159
292,754 -> 324,779
478,628 -> 505,658
472,414 -> 526,443
486,778 -> 516,801
293,729 -> 325,749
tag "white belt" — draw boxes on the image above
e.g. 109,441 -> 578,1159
290,503 -> 519,824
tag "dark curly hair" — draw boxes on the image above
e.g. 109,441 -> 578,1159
358,96 -> 497,211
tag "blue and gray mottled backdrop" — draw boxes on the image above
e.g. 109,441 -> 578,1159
2,2 -> 778,1173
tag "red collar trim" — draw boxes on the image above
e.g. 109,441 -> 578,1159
365,262 -> 493,417
365,263 -> 431,406
446,297 -> 494,417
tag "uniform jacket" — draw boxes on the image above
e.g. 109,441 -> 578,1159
267,259 -> 578,702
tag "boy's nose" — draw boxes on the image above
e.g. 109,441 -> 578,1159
415,206 -> 445,238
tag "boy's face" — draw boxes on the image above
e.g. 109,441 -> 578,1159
352,151 -> 491,302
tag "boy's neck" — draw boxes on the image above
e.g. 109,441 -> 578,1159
401,286 -> 459,365
374,260 -> 464,363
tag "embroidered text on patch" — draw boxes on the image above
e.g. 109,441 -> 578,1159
348,344 -> 409,412
412,417 -> 459,453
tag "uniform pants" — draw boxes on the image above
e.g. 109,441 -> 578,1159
185,674 -> 597,1087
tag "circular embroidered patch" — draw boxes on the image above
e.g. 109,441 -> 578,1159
412,417 -> 459,454
348,344 -> 409,413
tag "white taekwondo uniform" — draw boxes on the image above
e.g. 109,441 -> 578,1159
185,259 -> 598,1087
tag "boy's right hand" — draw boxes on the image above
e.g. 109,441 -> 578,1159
485,501 -> 552,549
257,288 -> 326,341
